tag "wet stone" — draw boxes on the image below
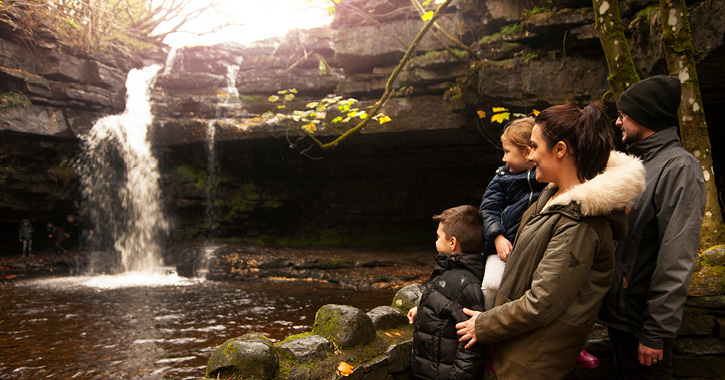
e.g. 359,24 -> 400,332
391,283 -> 423,313
675,336 -> 725,356
277,334 -> 333,362
206,333 -> 278,379
679,310 -> 716,336
367,306 -> 408,330
312,304 -> 375,349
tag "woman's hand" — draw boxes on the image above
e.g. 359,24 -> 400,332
494,235 -> 513,261
455,308 -> 481,349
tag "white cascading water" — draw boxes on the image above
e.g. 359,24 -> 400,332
204,61 -> 240,239
75,64 -> 169,273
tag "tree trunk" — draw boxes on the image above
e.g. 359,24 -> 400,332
592,0 -> 640,101
659,0 -> 724,248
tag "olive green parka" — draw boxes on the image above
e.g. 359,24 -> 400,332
473,151 -> 645,379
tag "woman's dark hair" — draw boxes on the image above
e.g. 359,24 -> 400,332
534,102 -> 614,181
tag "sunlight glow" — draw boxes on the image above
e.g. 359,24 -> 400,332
161,0 -> 333,48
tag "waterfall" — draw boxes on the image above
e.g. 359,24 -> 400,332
74,64 -> 169,273
204,119 -> 218,239
204,62 -> 240,239
162,47 -> 179,76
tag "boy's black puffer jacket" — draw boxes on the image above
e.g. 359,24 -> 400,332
411,253 -> 486,380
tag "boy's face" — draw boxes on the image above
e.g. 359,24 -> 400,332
435,222 -> 455,254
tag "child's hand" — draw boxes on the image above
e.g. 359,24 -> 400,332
407,306 -> 418,324
494,235 -> 513,261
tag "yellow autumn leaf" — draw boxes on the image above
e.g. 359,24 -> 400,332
491,112 -> 511,124
532,109 -> 540,116
476,110 -> 486,119
284,94 -> 295,102
338,362 -> 354,376
268,95 -> 280,103
422,11 -> 434,21
492,107 -> 508,113
301,122 -> 317,134
379,115 -> 392,124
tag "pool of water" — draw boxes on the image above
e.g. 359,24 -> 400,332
0,274 -> 395,379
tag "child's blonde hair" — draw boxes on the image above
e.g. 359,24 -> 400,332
501,116 -> 535,151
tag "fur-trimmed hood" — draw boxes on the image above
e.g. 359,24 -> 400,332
542,150 -> 646,216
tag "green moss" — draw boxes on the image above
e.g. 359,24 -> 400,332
478,23 -> 522,45
630,5 -> 659,28
0,91 -> 31,109
501,42 -> 522,53
172,164 -> 206,190
500,23 -> 522,36
47,162 -> 76,185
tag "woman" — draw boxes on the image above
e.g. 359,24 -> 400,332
456,102 -> 645,379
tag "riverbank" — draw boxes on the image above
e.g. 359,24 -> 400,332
1,241 -> 433,289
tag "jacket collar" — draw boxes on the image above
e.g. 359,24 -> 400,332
540,151 -> 645,217
433,253 -> 485,279
627,126 -> 681,162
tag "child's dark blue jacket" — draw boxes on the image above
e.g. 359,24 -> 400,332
479,165 -> 547,256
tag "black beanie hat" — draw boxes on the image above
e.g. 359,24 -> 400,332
616,75 -> 681,132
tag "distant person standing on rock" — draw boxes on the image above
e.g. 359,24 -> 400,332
66,214 -> 94,253
18,219 -> 34,257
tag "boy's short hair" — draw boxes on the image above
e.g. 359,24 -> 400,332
433,205 -> 483,252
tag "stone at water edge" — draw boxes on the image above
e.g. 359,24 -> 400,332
312,304 -> 375,349
206,333 -> 278,379
367,305 -> 408,330
391,283 -> 423,314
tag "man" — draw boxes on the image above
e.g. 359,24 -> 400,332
66,214 -> 94,253
598,75 -> 707,379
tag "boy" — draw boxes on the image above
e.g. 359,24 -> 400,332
408,205 -> 486,380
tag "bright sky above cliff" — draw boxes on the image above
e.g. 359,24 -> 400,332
162,0 -> 333,47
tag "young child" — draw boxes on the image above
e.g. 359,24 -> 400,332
479,117 -> 599,369
407,205 -> 486,380
18,219 -> 34,257
479,117 -> 546,310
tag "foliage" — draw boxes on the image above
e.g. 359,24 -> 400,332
265,90 -> 391,135
275,0 -> 454,151
480,107 -> 537,124
0,0 -> 224,55
0,91 -> 31,109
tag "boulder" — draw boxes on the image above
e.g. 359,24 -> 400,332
0,104 -> 71,137
312,304 -> 376,348
391,283 -> 423,313
278,334 -> 334,362
367,306 -> 408,330
206,333 -> 279,379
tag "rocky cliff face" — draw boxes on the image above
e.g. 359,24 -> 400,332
1,0 -> 724,250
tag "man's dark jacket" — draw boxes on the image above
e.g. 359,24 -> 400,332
598,127 -> 706,349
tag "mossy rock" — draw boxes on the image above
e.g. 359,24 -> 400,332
312,304 -> 375,349
206,333 -> 278,379
391,283 -> 423,313
367,306 -> 408,330
689,245 -> 725,297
